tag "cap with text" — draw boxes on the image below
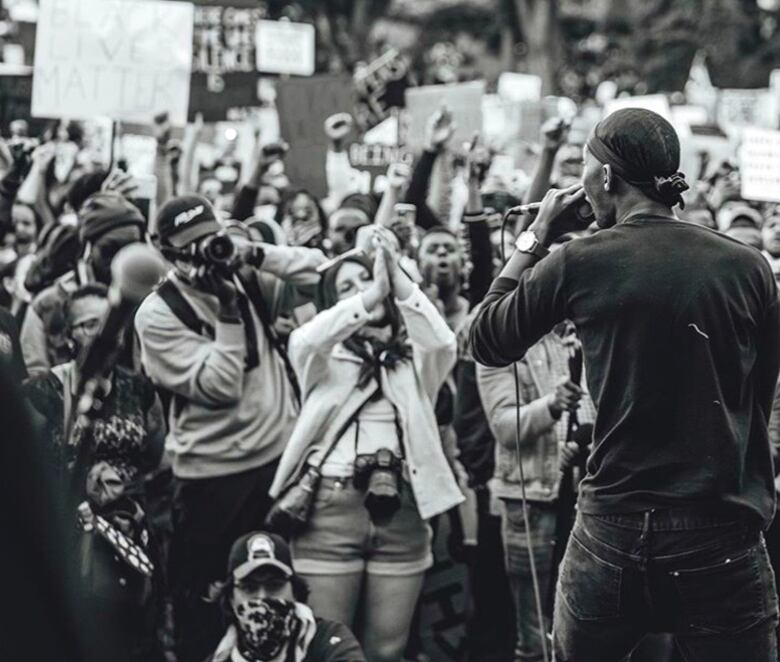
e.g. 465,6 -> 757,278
157,194 -> 223,248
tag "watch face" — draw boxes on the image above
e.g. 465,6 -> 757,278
516,232 -> 536,252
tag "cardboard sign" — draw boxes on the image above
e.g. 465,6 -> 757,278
32,0 -> 194,125
276,74 -> 354,198
405,81 -> 485,153
354,48 -> 410,131
255,20 -> 315,76
740,127 -> 780,203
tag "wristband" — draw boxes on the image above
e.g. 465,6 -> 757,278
249,244 -> 266,269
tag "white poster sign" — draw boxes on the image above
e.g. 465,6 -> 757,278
740,127 -> 780,203
497,72 -> 542,103
255,20 -> 315,76
32,0 -> 194,125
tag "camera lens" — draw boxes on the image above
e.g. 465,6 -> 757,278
199,233 -> 235,265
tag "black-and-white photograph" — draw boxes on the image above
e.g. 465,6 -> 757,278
2,1 -> 780,661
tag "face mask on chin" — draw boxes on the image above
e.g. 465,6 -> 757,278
234,597 -> 297,662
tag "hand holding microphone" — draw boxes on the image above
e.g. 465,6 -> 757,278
513,184 -> 592,242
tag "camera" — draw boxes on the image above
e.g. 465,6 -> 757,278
353,448 -> 403,524
265,466 -> 321,534
195,232 -> 235,266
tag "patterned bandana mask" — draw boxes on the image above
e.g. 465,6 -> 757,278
235,597 -> 298,661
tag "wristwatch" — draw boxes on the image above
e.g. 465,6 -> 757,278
515,230 -> 550,259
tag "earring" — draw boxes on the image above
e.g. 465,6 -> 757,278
603,164 -> 612,192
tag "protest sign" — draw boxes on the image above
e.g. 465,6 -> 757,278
604,94 -> 672,122
276,75 -> 354,198
192,1 -> 265,76
255,19 -> 315,76
739,127 -> 780,203
189,72 -> 261,121
497,72 -> 542,103
354,48 -> 411,131
718,89 -> 775,130
188,1 -> 267,121
32,0 -> 194,125
405,81 -> 485,153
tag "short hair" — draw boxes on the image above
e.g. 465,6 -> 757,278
63,283 -> 109,331
68,170 -> 109,212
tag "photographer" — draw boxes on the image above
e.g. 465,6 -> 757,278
268,227 -> 463,662
134,195 -> 325,662
471,108 -> 780,661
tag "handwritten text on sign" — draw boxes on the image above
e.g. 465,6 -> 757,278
32,0 -> 194,125
740,127 -> 780,203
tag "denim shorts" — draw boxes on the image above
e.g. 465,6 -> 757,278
291,476 -> 433,577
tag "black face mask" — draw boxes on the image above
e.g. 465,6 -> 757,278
235,597 -> 297,661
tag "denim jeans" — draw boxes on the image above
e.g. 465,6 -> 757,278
502,500 -> 558,662
553,508 -> 779,662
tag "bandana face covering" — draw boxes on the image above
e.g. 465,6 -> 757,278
235,597 -> 297,661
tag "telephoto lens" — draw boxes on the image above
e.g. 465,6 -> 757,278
197,232 -> 235,266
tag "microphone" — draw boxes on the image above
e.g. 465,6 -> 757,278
507,202 -> 542,216
76,243 -> 166,403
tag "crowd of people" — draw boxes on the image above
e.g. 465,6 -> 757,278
3,79 -> 780,662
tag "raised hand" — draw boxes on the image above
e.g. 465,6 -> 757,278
425,105 -> 456,153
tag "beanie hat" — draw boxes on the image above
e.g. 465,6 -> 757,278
78,192 -> 145,244
339,193 -> 378,221
157,195 -> 223,248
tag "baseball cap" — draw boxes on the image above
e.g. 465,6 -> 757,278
227,532 -> 294,581
78,191 -> 146,244
157,195 -> 223,248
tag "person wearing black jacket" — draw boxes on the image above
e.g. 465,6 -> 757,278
471,108 -> 780,662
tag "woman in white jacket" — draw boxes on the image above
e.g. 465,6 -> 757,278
269,227 -> 463,662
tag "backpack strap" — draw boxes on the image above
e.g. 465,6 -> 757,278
156,279 -> 215,340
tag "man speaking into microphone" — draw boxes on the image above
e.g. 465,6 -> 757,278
471,108 -> 780,661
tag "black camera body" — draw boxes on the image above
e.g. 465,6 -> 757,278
354,448 -> 403,524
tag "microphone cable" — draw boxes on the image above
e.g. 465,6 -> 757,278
498,208 -> 550,662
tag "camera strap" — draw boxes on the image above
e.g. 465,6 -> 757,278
351,385 -> 406,461
237,271 -> 301,405
314,383 -> 379,473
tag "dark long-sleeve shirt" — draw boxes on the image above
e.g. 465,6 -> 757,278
471,216 -> 780,526
0,165 -> 23,238
231,184 -> 260,222
404,149 -> 439,230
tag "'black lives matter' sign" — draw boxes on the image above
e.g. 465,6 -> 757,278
31,0 -> 194,125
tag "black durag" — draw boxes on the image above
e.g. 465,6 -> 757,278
586,108 -> 689,208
